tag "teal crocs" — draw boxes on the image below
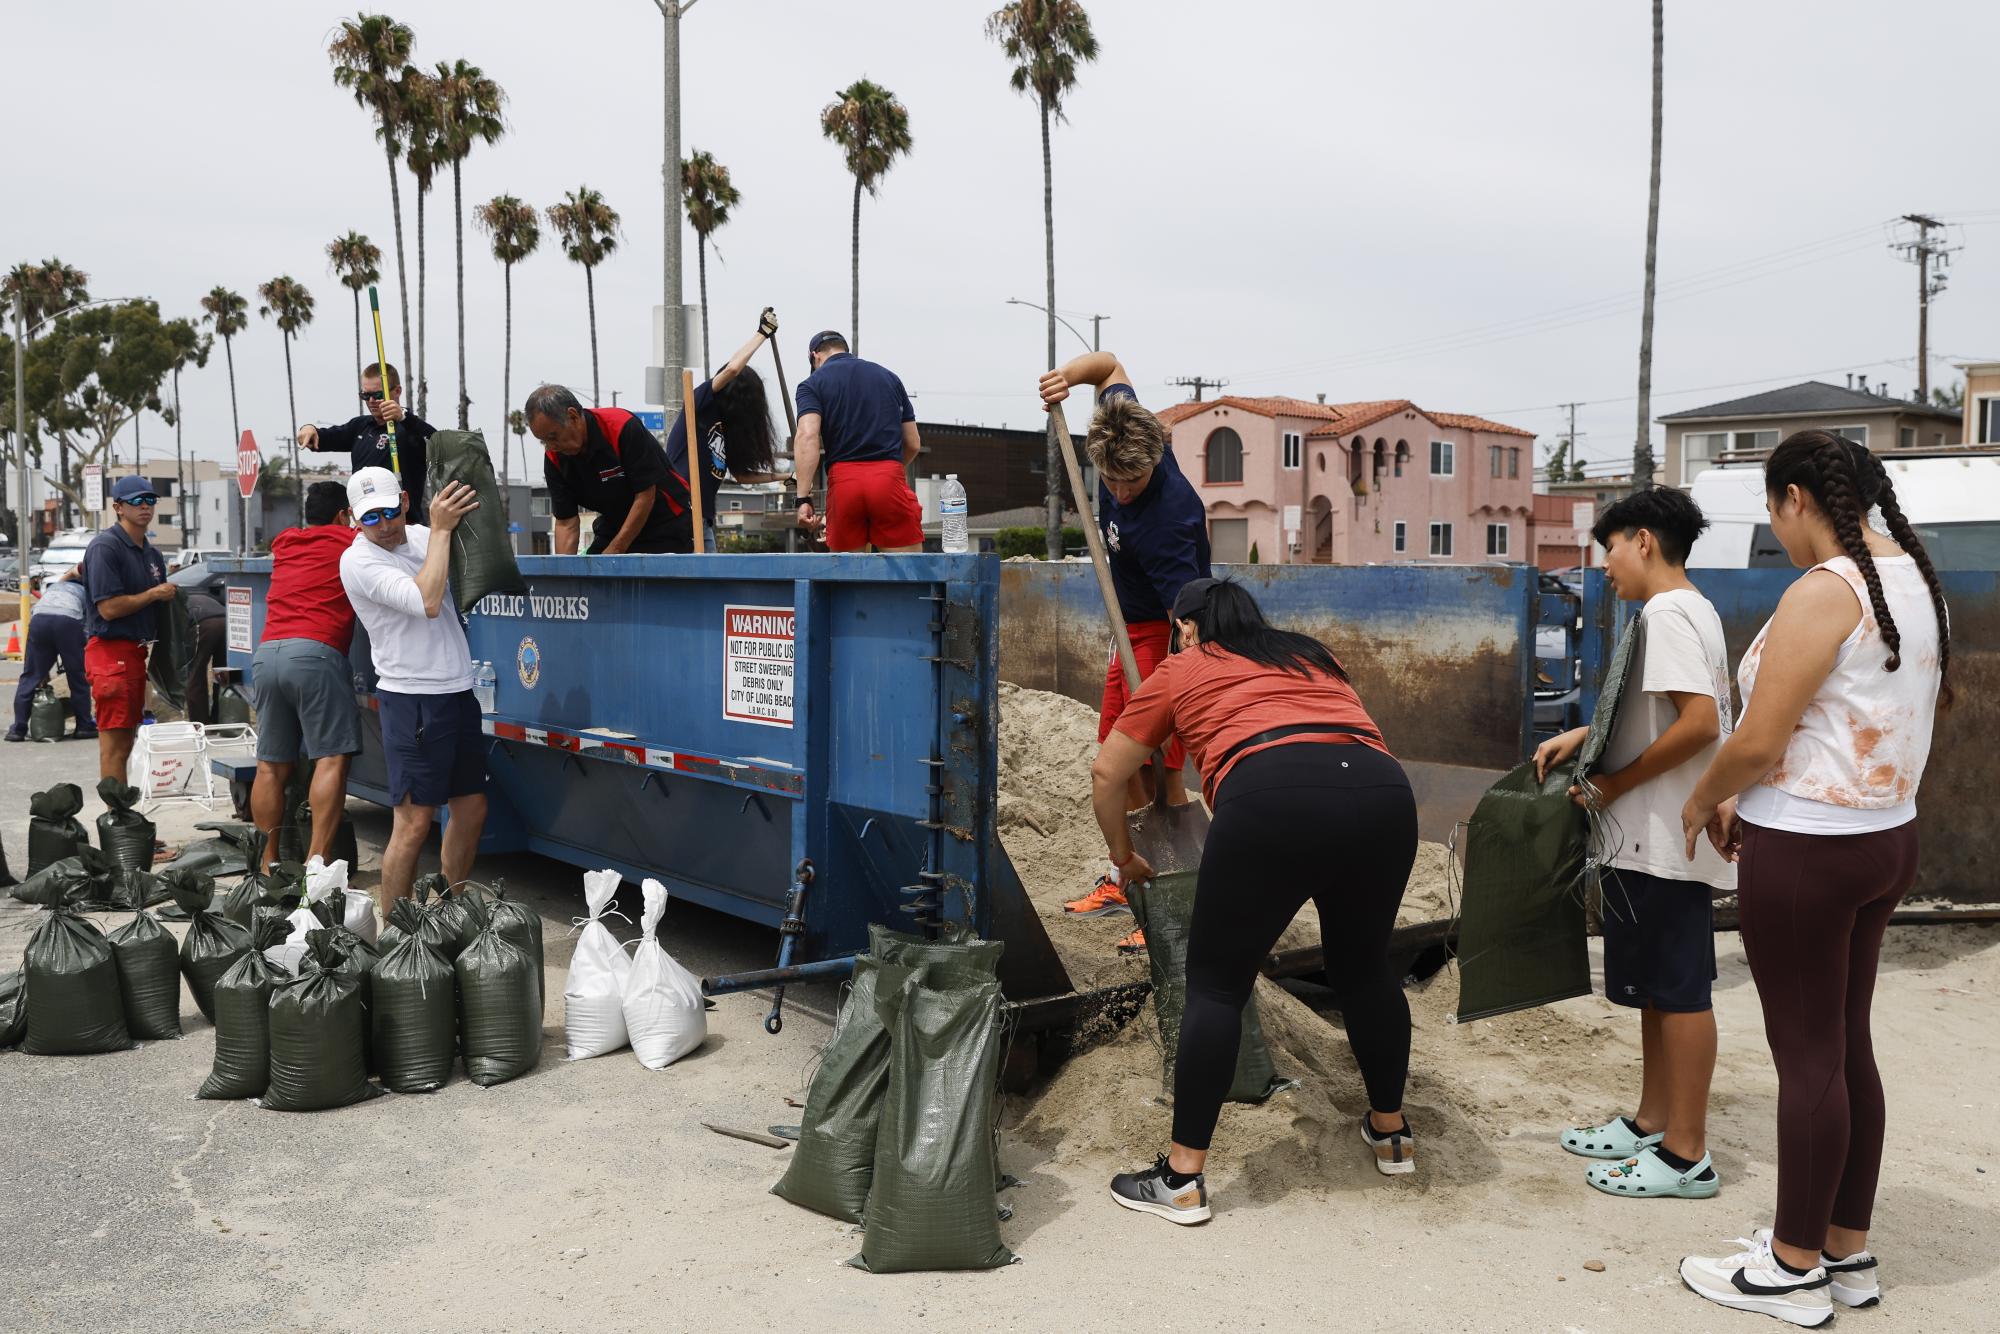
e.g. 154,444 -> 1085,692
1561,1115 -> 1662,1160
1586,1145 -> 1720,1199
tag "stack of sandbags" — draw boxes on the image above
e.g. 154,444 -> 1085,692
563,869 -> 631,1060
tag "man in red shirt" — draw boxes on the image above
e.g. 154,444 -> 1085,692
249,481 -> 361,871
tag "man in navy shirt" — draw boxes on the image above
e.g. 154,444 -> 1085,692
82,474 -> 175,781
298,361 -> 434,522
792,332 -> 925,552
1039,351 -> 1211,946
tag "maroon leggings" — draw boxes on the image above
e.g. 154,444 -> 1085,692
1737,818 -> 1920,1252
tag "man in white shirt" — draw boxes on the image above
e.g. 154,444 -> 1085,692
338,465 -> 485,911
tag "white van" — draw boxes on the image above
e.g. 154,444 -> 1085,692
1687,451 -> 2000,570
29,528 -> 96,582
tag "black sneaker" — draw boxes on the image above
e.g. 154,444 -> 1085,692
1108,1154 -> 1210,1225
72,728 -> 99,740
3,729 -> 22,743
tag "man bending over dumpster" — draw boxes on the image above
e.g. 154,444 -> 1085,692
250,480 -> 360,874
1039,352 -> 1210,953
337,466 -> 487,911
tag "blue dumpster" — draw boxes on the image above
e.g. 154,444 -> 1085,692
214,553 -> 1074,1006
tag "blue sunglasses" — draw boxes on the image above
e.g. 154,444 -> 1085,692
359,505 -> 403,527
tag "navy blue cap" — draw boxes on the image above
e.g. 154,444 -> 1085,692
110,475 -> 158,503
808,330 -> 847,355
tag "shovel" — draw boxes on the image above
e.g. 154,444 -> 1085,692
1045,401 -> 1211,876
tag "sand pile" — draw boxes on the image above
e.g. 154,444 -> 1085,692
996,682 -> 1629,1195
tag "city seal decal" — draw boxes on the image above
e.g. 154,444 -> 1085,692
516,636 -> 542,690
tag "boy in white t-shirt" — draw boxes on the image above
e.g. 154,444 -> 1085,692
1534,486 -> 1737,1200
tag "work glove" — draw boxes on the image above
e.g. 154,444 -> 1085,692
757,307 -> 779,337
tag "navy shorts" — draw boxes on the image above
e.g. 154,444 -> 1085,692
377,688 -> 486,807
1601,866 -> 1717,1013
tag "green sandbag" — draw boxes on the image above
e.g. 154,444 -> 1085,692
18,876 -> 132,1056
1455,615 -> 1644,1023
378,891 -> 460,960
851,972 -> 1014,1274
0,832 -> 13,888
170,869 -> 250,1022
198,917 -> 290,1100
772,955 -> 919,1223
482,885 -> 544,1011
263,931 -> 378,1112
324,925 -> 382,1075
426,428 -> 528,614
0,971 -> 25,1048
372,900 -> 458,1093
148,586 -> 191,714
28,685 -> 65,742
454,922 -> 541,1087
869,922 -> 1005,985
95,776 -> 157,874
424,874 -> 490,960
1127,873 -> 1287,1104
215,681 -> 252,726
28,783 -> 88,877
107,905 -> 182,1040
13,851 -> 107,908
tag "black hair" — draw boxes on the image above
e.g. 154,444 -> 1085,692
1178,578 -> 1348,680
1589,485 -> 1710,566
712,366 -> 777,476
1765,429 -> 1952,708
304,480 -> 349,526
524,383 -> 582,425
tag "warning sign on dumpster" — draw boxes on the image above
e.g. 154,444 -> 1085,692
724,604 -> 796,728
226,587 -> 254,653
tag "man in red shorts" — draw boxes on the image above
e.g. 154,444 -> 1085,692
791,331 -> 925,552
82,475 -> 176,782
1039,352 -> 1211,950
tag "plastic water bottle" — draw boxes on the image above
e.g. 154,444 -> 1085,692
940,474 -> 969,553
474,660 -> 497,713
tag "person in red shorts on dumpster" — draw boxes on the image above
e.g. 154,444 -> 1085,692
81,475 -> 176,783
790,331 -> 925,552
1039,351 -> 1211,953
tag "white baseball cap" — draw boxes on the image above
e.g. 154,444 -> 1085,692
347,466 -> 404,518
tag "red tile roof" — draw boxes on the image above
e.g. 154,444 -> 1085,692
1154,394 -> 1533,440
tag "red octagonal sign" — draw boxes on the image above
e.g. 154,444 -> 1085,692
236,430 -> 262,499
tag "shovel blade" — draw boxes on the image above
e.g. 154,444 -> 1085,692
1127,798 -> 1211,878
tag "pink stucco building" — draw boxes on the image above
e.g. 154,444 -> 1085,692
1157,396 -> 1537,565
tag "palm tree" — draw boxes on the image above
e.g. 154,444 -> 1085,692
400,64 -> 444,421
433,58 -> 507,431
4,259 -> 90,523
987,1 -> 1098,558
476,194 -> 539,520
257,277 -> 315,526
546,187 -> 620,407
820,80 -> 912,354
327,230 -> 383,384
1633,0 -> 1663,489
200,286 -> 249,451
329,14 -> 416,397
681,150 -> 740,379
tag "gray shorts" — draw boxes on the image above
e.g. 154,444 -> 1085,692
251,638 -> 362,762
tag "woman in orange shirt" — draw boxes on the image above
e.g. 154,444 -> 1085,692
1093,578 -> 1419,1225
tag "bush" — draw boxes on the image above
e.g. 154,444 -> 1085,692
996,525 -> 1085,559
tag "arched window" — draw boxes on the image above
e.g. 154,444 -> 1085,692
1394,440 -> 1410,478
1204,427 -> 1243,484
1373,438 -> 1387,477
1349,436 -> 1366,484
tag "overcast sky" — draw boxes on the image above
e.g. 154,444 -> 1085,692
10,0 -> 1998,483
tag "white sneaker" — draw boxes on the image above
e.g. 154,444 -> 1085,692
1680,1229 -> 1834,1328
1823,1249 -> 1881,1308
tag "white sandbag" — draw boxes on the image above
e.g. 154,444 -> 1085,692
307,856 -> 378,946
563,869 -> 632,1060
623,878 -> 706,1070
264,865 -> 332,975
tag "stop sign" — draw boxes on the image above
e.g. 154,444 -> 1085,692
237,430 -> 262,499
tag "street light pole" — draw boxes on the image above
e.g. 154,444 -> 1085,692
653,0 -> 698,419
12,295 -> 28,655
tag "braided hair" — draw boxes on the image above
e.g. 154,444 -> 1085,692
1764,429 -> 1953,708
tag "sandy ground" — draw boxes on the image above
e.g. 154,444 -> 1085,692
2,673 -> 1997,1332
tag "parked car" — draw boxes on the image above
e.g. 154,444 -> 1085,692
169,546 -> 232,572
30,529 -> 94,582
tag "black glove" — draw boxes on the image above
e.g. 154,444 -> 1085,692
757,307 -> 778,337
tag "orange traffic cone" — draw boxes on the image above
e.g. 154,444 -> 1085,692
3,624 -> 19,658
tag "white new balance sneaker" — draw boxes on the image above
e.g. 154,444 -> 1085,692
1109,1155 -> 1211,1225
1679,1230 -> 1834,1328
1823,1248 -> 1882,1308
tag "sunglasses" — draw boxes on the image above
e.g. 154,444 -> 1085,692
359,505 -> 403,527
361,390 -> 387,402
119,495 -> 160,507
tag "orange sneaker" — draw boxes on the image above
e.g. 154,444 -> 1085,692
1115,926 -> 1148,955
1062,876 -> 1131,918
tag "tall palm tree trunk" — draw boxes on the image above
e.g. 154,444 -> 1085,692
173,367 -> 186,548
133,411 -> 142,472
500,261 -> 513,524
453,162 -> 469,430
1041,95 -> 1061,561
415,188 -> 429,420
58,438 -> 71,528
384,145 -> 413,388
850,174 -> 863,354
698,237 -> 712,380
351,289 -> 363,385
585,265 -> 600,407
223,335 -> 241,443
1634,0 -> 1663,489
282,335 -> 303,526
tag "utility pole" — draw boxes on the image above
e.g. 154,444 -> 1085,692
13,295 -> 29,656
1171,375 -> 1229,403
1894,214 -> 1958,400
652,0 -> 697,419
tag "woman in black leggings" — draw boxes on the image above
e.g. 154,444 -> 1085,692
1092,577 -> 1419,1225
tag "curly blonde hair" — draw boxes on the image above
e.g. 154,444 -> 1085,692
1085,395 -> 1169,478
